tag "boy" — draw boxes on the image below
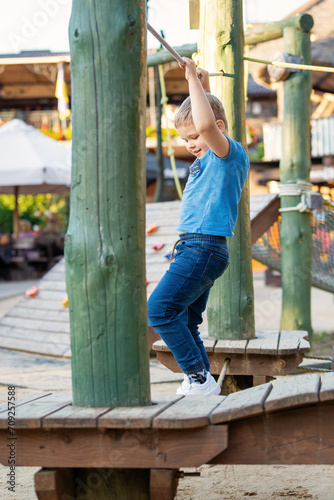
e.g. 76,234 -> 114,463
148,57 -> 249,396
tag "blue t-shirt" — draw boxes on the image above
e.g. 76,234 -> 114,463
176,136 -> 249,237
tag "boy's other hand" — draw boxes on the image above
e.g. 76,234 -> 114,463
179,58 -> 211,93
196,67 -> 210,93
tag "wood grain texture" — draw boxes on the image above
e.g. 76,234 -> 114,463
200,0 -> 255,340
98,396 -> 182,429
244,14 -> 314,45
279,25 -> 312,334
246,332 -> 279,354
158,350 -> 304,377
2,427 -> 228,469
320,372 -> 334,401
42,405 -> 111,429
150,469 -> 179,500
214,339 -> 248,354
251,195 -> 280,244
203,338 -> 216,352
211,404 -> 334,465
34,468 -> 75,500
66,0 -> 151,407
0,393 -> 72,429
188,0 -> 200,29
277,332 -> 310,354
0,393 -> 51,416
6,307 -> 69,322
264,373 -> 320,412
280,330 -> 309,340
153,395 -> 224,429
211,382 -> 273,424
0,334 -> 69,357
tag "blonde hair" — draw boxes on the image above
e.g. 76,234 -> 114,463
174,93 -> 229,133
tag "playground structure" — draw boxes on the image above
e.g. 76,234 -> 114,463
1,1 -> 333,499
0,194 -> 283,358
253,199 -> 334,293
0,373 -> 333,499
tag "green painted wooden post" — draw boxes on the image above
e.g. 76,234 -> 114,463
198,0 -> 255,340
65,0 -> 151,408
279,25 -> 313,335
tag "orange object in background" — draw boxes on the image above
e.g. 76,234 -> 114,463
252,259 -> 266,273
25,286 -> 38,297
146,223 -> 158,234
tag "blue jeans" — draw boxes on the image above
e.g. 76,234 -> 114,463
147,233 -> 229,375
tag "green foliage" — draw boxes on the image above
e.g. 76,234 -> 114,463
0,199 -> 14,233
248,142 -> 264,161
0,194 -> 70,234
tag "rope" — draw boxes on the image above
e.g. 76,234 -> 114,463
217,358 -> 231,388
171,238 -> 181,259
158,64 -> 183,200
148,23 -> 223,77
279,181 -> 313,213
304,354 -> 333,361
244,56 -> 334,74
279,181 -> 313,197
295,366 -> 332,373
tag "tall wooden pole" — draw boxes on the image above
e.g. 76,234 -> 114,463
66,0 -> 151,408
13,186 -> 20,239
198,0 -> 255,340
280,25 -> 313,334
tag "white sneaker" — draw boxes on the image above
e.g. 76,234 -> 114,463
176,374 -> 191,395
184,372 -> 221,396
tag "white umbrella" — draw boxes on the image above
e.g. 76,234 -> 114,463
0,119 -> 71,236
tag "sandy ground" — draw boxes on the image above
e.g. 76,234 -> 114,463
0,280 -> 333,499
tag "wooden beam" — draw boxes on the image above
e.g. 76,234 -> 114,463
150,469 -> 179,500
157,350 -> 304,377
147,44 -> 197,67
211,404 -> 334,464
2,83 -> 66,100
0,55 -> 70,65
188,0 -> 200,29
3,427 -> 228,468
244,14 -> 314,45
251,196 -> 280,244
34,468 -> 75,500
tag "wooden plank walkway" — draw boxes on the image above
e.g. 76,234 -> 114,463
0,373 -> 333,470
0,196 -> 279,358
153,330 -> 310,376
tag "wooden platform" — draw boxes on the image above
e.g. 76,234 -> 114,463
0,373 -> 333,469
154,330 -> 310,379
0,196 -> 279,358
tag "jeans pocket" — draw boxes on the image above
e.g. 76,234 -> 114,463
202,253 -> 229,285
179,241 -> 200,255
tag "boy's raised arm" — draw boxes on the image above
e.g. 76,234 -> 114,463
180,57 -> 229,158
